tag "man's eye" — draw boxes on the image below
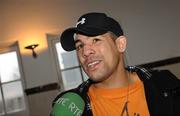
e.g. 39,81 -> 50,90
76,44 -> 83,50
93,38 -> 100,43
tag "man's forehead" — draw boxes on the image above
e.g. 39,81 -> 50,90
73,33 -> 89,41
73,33 -> 83,41
74,32 -> 109,41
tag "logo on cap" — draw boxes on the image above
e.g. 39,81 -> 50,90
76,18 -> 86,27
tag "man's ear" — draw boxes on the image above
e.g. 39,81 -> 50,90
115,36 -> 127,52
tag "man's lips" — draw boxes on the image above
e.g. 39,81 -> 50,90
85,60 -> 101,71
87,60 -> 101,68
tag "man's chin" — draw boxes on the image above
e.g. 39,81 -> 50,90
89,77 -> 104,83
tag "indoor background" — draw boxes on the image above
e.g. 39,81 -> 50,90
0,0 -> 180,116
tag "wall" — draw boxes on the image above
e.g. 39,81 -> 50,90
0,0 -> 180,115
1,0 -> 180,88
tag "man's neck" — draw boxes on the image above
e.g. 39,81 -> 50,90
93,67 -> 138,89
93,72 -> 139,89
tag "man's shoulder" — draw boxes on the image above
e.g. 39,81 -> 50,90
149,69 -> 180,89
128,66 -> 180,89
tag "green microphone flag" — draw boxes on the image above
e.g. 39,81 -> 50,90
51,92 -> 85,116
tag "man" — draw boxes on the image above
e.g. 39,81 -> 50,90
51,12 -> 180,116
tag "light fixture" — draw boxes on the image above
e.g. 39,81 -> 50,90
25,44 -> 39,58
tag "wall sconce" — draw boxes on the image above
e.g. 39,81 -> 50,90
25,44 -> 39,58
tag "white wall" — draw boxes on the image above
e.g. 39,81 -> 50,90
1,0 -> 180,89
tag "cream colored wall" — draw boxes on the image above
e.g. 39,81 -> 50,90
1,0 -> 180,88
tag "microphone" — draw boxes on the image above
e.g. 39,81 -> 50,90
51,92 -> 85,116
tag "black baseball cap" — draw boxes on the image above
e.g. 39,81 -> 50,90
60,12 -> 124,51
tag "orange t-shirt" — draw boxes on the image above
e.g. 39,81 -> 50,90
88,80 -> 150,116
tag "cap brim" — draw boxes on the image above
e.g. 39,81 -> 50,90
60,28 -> 77,51
60,27 -> 107,51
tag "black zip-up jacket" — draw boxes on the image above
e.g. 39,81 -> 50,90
51,66 -> 180,116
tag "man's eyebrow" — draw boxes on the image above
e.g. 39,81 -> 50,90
74,39 -> 81,44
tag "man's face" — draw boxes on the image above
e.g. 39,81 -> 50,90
75,33 -> 123,82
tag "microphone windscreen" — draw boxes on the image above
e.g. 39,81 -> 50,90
51,92 -> 85,116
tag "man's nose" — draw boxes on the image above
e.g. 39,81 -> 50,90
82,44 -> 95,57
